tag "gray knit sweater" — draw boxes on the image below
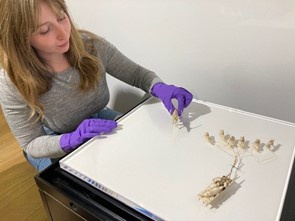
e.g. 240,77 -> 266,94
0,37 -> 161,158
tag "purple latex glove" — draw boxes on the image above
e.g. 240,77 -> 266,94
151,82 -> 193,116
60,119 -> 117,152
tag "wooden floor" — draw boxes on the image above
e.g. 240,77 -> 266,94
0,109 -> 48,221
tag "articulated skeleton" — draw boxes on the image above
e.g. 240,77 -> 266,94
198,154 -> 238,206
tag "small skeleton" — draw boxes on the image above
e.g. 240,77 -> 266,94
219,129 -> 226,143
265,139 -> 275,149
237,136 -> 246,149
204,132 -> 211,144
172,109 -> 178,126
198,175 -> 233,205
198,155 -> 238,206
227,136 -> 235,148
253,139 -> 261,151
198,130 -> 280,206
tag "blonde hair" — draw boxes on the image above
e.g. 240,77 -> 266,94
0,0 -> 103,120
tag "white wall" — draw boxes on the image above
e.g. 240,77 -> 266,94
67,0 -> 295,123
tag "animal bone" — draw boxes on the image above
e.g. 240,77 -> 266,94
238,136 -> 246,149
198,175 -> 233,205
172,109 -> 178,126
227,136 -> 235,148
253,139 -> 260,151
198,154 -> 238,206
219,129 -> 226,143
204,132 -> 211,143
265,139 -> 274,149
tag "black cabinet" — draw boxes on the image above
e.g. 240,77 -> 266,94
35,162 -> 154,221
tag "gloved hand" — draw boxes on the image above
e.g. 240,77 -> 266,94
60,119 -> 117,152
151,82 -> 193,116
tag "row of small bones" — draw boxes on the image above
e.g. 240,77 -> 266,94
171,108 -> 275,151
204,130 -> 275,151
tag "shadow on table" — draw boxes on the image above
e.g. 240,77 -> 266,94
179,102 -> 211,132
210,179 -> 245,209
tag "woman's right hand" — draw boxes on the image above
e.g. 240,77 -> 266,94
60,119 -> 117,152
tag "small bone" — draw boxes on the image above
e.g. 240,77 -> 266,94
204,132 -> 211,143
172,109 -> 178,125
199,186 -> 224,197
198,175 -> 233,205
238,136 -> 246,149
265,139 -> 274,149
253,139 -> 260,151
227,136 -> 235,148
219,129 -> 226,143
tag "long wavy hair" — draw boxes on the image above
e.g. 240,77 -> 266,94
0,0 -> 103,120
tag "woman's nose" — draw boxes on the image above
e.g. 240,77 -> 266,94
56,25 -> 66,40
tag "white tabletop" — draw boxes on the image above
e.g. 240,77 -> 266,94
60,97 -> 295,221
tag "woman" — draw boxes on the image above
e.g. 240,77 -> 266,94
0,0 -> 193,171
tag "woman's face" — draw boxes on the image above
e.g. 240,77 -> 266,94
30,1 -> 71,61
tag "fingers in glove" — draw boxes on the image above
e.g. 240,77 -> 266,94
88,119 -> 117,127
176,96 -> 185,117
174,89 -> 193,116
183,91 -> 193,107
80,119 -> 117,135
81,132 -> 102,139
175,88 -> 193,107
89,125 -> 117,134
163,97 -> 175,115
92,119 -> 117,132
